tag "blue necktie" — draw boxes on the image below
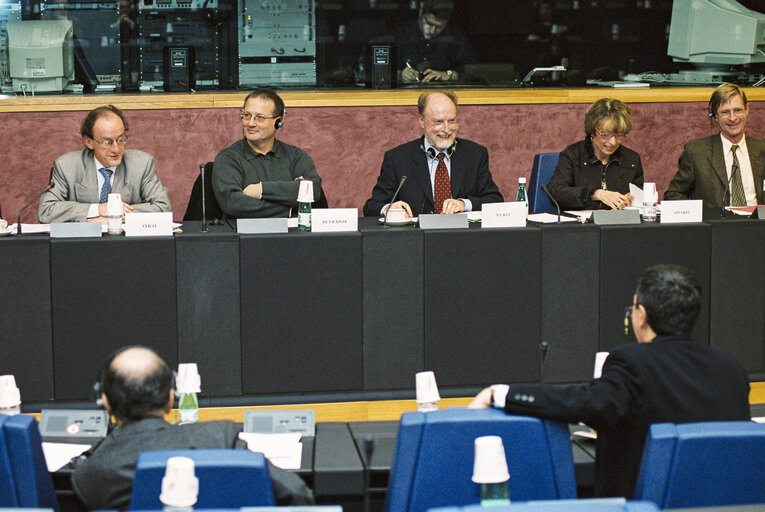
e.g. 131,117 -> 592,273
99,168 -> 113,204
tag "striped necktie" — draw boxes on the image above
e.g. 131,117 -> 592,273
730,145 -> 746,207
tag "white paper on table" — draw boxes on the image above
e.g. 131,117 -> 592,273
238,432 -> 303,470
8,223 -> 52,234
528,212 -> 578,223
629,183 -> 644,206
42,442 -> 91,472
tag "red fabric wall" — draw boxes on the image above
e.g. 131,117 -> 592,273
2,101 -> 763,222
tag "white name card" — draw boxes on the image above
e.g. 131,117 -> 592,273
481,202 -> 527,228
660,200 -> 703,224
311,208 -> 358,232
124,212 -> 173,237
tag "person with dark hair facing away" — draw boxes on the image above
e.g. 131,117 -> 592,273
38,105 -> 171,223
71,346 -> 314,510
469,264 -> 750,499
212,89 -> 322,218
665,82 -> 765,208
547,98 -> 644,211
397,0 -> 475,84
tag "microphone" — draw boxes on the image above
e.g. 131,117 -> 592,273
539,340 -> 550,383
382,175 -> 407,228
17,180 -> 54,235
540,184 -> 561,223
362,435 -> 375,512
720,164 -> 737,219
199,163 -> 208,232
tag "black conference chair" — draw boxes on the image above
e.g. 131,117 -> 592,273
183,162 -> 224,222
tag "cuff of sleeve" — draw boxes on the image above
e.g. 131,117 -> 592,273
492,384 -> 510,408
87,203 -> 100,218
461,198 -> 473,212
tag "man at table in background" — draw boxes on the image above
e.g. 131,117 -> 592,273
363,90 -> 503,217
71,346 -> 314,510
664,83 -> 765,208
38,105 -> 171,223
212,89 -> 322,218
469,263 -> 750,499
396,0 -> 475,84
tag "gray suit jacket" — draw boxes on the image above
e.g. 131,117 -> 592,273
38,148 -> 171,223
664,134 -> 765,209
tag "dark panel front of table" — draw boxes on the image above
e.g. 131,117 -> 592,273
599,224 -> 712,352
50,237 -> 178,399
176,223 -> 242,396
540,224 -> 601,383
240,232 -> 363,394
0,237 -> 54,401
423,227 -> 542,386
361,219 -> 424,390
709,220 -> 765,373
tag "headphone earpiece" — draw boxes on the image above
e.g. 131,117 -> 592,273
274,117 -> 283,130
708,102 -> 715,119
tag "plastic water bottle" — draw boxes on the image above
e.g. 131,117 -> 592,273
643,183 -> 657,223
481,481 -> 510,506
177,363 -> 201,423
298,201 -> 311,231
178,392 -> 199,423
515,178 -> 528,218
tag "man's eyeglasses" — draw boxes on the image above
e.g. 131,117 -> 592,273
92,135 -> 128,148
241,112 -> 279,123
624,305 -> 635,335
595,130 -> 626,142
717,108 -> 746,119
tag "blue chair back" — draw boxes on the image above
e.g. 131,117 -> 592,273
0,415 -> 19,506
130,449 -> 275,509
634,421 -> 765,508
385,408 -> 576,512
430,499 -> 659,512
528,153 -> 560,214
2,415 -> 58,510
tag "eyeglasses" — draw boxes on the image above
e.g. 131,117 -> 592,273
717,108 -> 746,119
624,304 -> 635,335
92,135 -> 128,148
595,129 -> 626,142
241,112 -> 279,123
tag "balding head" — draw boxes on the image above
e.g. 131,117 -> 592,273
100,346 -> 174,424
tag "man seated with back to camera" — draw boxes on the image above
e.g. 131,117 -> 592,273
469,263 -> 750,499
38,105 -> 171,224
363,90 -> 503,217
71,346 -> 314,510
212,89 -> 322,218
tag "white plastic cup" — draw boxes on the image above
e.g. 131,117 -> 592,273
0,375 -> 21,412
177,363 -> 201,393
643,183 -> 656,204
593,351 -> 609,379
297,180 -> 314,203
472,436 -> 510,484
415,371 -> 440,411
160,456 -> 198,508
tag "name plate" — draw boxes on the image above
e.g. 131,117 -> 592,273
124,212 -> 173,237
754,206 -> 765,220
50,222 -> 102,238
590,209 -> 641,225
418,213 -> 468,230
311,208 -> 358,232
660,200 -> 702,224
481,202 -> 527,228
237,218 -> 288,234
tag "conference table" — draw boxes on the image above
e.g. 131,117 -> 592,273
1,216 -> 764,405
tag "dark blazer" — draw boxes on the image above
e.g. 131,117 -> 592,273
362,137 -> 503,216
499,336 -> 750,499
664,134 -> 765,208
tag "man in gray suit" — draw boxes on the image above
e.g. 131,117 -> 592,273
665,83 -> 765,209
38,105 -> 171,223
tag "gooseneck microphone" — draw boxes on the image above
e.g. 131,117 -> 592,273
17,180 -> 54,235
539,340 -> 550,383
363,435 -> 376,512
540,184 -> 561,223
382,175 -> 407,228
199,163 -> 208,232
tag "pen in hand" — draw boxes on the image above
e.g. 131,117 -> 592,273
406,61 -> 420,82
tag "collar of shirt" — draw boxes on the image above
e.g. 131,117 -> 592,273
720,133 -> 757,205
242,138 -> 283,159
94,157 -> 116,190
720,132 -> 747,156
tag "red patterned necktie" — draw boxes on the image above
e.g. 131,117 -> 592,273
433,153 -> 451,214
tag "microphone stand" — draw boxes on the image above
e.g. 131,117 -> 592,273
382,176 -> 407,228
17,182 -> 54,235
541,184 -> 561,223
539,340 -> 550,383
199,164 -> 208,232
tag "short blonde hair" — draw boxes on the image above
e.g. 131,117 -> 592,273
584,98 -> 632,136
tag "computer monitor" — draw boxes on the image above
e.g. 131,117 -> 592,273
668,0 -> 765,68
7,19 -> 74,93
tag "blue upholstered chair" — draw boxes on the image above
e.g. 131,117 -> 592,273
385,408 -> 576,512
528,153 -> 560,214
0,415 -> 19,507
129,449 -> 275,510
634,421 -> 765,509
429,499 -> 659,512
2,414 -> 59,510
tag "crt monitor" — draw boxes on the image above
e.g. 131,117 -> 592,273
7,19 -> 74,93
668,0 -> 765,67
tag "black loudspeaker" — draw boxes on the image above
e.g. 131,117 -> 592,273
163,46 -> 195,92
366,44 -> 397,89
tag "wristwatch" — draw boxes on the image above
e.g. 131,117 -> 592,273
446,70 -> 454,80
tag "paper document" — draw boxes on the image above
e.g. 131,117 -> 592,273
528,213 -> 577,223
238,432 -> 303,470
42,442 -> 91,472
8,223 -> 52,234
